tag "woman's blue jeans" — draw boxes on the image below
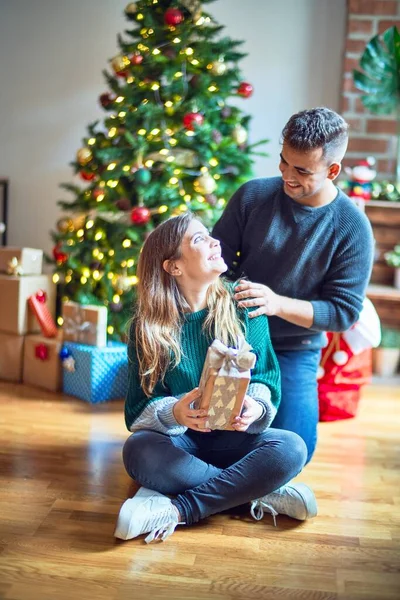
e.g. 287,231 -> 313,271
272,349 -> 321,464
123,428 -> 307,526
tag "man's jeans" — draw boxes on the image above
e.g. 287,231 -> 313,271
272,349 -> 321,464
123,427 -> 307,525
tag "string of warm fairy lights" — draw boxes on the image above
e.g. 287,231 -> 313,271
52,1 -> 254,337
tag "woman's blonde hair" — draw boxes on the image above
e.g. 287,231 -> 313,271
134,212 -> 244,396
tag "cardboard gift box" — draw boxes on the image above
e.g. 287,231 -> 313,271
0,247 -> 43,275
197,339 -> 256,430
22,334 -> 63,392
0,332 -> 25,382
62,301 -> 107,347
0,274 -> 56,336
61,341 -> 128,403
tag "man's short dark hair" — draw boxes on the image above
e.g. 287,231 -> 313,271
282,107 -> 349,162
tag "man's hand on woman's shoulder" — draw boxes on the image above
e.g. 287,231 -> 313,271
234,280 -> 281,318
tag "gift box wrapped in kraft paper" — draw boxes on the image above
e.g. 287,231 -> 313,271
197,338 -> 256,430
62,301 -> 107,347
0,332 -> 25,382
0,274 -> 56,336
0,247 -> 43,275
22,334 -> 63,392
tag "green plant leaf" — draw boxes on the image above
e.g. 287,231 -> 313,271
361,36 -> 393,74
353,26 -> 400,117
362,94 -> 397,114
353,70 -> 384,94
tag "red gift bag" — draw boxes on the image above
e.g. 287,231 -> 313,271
317,332 -> 372,421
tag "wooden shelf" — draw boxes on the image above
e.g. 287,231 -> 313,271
367,284 -> 400,301
366,200 -> 400,209
364,202 -> 400,287
367,284 -> 400,329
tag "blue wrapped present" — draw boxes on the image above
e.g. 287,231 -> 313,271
61,341 -> 128,403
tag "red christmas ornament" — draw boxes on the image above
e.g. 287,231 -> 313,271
131,206 -> 151,225
52,243 -> 68,264
130,53 -> 143,65
164,7 -> 184,25
237,82 -> 254,98
99,92 -> 116,108
80,171 -> 96,181
183,112 -> 204,131
35,343 -> 49,361
116,70 -> 129,78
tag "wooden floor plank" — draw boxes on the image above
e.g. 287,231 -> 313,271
0,380 -> 399,599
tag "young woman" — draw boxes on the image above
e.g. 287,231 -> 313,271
115,213 -> 317,543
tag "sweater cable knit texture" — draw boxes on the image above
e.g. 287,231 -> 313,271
125,306 -> 281,435
212,177 -> 374,351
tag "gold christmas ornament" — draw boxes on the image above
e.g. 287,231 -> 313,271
112,274 -> 133,293
124,2 -> 137,13
111,54 -> 130,73
76,147 -> 93,166
71,213 -> 87,230
210,60 -> 227,76
56,217 -> 73,233
180,0 -> 202,20
194,172 -> 217,195
232,124 -> 248,145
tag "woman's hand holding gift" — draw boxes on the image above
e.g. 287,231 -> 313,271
232,395 -> 263,432
173,388 -> 211,432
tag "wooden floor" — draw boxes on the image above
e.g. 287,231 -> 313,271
0,381 -> 399,600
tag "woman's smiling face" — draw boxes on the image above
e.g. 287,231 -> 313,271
174,219 -> 227,284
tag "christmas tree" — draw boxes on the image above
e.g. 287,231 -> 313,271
50,0 -> 267,340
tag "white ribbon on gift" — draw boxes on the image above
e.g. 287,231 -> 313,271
64,305 -> 98,343
199,337 -> 256,390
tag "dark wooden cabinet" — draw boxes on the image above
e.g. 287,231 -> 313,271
365,201 -> 400,330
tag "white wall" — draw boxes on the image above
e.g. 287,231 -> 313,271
0,0 -> 346,254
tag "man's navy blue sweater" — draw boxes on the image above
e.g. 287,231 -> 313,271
212,177 -> 374,351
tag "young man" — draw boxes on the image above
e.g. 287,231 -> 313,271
212,107 -> 374,463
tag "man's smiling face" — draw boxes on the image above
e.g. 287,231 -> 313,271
279,143 -> 339,205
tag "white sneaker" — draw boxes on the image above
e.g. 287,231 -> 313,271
114,487 -> 181,543
250,483 -> 317,525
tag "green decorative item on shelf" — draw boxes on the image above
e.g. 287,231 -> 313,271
384,243 -> 400,289
353,26 -> 400,185
385,244 -> 400,268
380,327 -> 400,349
371,181 -> 400,202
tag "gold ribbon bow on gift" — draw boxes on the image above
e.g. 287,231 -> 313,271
7,257 -> 24,276
64,305 -> 97,344
199,337 -> 256,389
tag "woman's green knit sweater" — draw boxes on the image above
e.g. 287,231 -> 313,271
125,306 -> 281,436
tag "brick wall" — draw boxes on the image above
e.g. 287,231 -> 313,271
341,0 -> 400,179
